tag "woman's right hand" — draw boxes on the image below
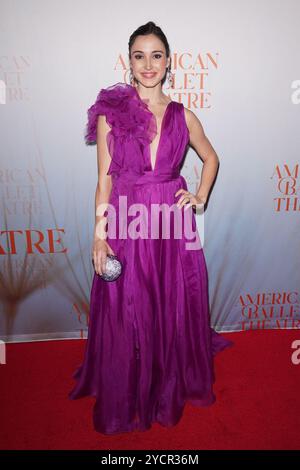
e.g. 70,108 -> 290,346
92,239 -> 115,275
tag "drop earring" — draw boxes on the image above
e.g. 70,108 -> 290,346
129,69 -> 136,86
167,67 -> 174,88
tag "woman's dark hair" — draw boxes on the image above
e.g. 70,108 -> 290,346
128,21 -> 170,59
128,21 -> 171,83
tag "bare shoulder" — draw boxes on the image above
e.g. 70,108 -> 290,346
182,106 -> 204,134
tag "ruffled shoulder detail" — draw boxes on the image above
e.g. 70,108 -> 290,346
85,82 -> 157,145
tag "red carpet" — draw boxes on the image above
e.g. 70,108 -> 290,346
0,329 -> 300,450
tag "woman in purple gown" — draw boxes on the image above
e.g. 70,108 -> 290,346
69,21 -> 233,435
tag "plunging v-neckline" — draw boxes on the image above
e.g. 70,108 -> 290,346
132,85 -> 173,172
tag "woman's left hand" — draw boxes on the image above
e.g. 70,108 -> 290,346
175,189 -> 207,210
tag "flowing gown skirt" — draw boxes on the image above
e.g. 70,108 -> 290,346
69,174 -> 233,434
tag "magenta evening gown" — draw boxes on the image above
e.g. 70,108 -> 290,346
69,82 -> 233,434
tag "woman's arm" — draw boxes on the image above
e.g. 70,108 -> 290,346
92,115 -> 116,275
184,108 -> 220,202
93,115 -> 113,242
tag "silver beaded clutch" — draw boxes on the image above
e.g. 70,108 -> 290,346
99,254 -> 123,282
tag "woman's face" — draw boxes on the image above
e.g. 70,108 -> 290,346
130,33 -> 170,88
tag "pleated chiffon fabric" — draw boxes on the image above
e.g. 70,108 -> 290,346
69,82 -> 233,434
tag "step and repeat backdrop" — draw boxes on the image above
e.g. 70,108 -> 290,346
0,0 -> 299,342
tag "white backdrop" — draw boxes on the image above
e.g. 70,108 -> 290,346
0,0 -> 299,342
